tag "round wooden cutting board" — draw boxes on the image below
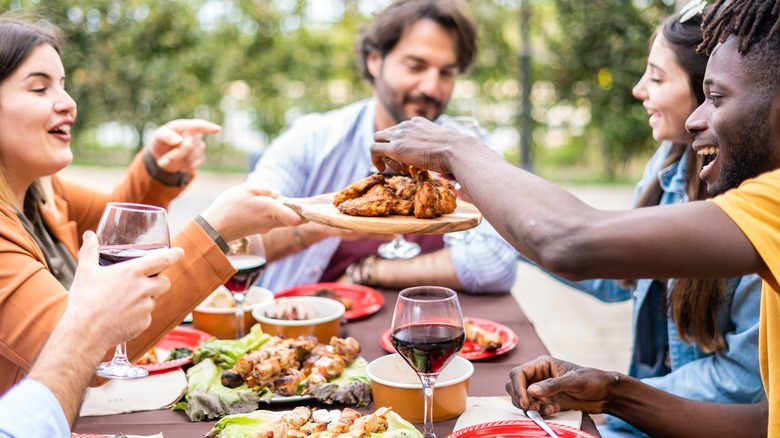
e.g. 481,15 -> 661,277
282,193 -> 482,235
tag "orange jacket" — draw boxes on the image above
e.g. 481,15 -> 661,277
0,153 -> 234,392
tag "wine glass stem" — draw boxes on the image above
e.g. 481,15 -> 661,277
112,342 -> 130,365
421,374 -> 437,438
235,295 -> 246,338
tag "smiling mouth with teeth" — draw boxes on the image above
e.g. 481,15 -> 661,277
49,125 -> 71,135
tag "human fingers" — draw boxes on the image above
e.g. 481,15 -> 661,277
78,230 -> 100,266
125,247 -> 185,280
162,119 -> 221,136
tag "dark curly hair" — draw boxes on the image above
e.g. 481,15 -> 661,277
355,0 -> 477,84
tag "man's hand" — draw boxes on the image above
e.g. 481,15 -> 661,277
505,355 -> 620,416
146,119 -> 221,173
66,231 -> 184,351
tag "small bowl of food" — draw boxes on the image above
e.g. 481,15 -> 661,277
251,296 -> 345,343
192,286 -> 274,339
366,353 -> 473,423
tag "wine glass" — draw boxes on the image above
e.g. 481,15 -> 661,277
391,286 -> 465,437
378,234 -> 421,259
224,236 -> 267,338
95,202 -> 171,379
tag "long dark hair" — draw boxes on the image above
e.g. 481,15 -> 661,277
633,9 -> 728,353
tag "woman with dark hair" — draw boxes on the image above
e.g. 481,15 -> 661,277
0,13 -> 305,396
518,9 -> 763,437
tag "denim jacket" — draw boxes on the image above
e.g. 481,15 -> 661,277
521,142 -> 764,436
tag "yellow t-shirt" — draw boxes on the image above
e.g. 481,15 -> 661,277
712,168 -> 780,437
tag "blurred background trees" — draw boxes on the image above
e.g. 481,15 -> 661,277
3,0 -> 677,181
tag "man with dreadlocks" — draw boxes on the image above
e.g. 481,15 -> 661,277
368,0 -> 780,436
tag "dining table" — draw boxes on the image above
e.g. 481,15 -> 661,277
73,287 -> 599,437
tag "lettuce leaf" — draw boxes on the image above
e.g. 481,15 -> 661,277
306,356 -> 372,406
183,358 -> 261,421
193,324 -> 271,369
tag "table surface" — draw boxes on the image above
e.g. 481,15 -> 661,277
74,288 -> 598,437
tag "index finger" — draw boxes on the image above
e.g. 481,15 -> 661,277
125,247 -> 185,277
163,119 -> 222,136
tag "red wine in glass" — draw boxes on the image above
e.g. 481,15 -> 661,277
224,255 -> 267,293
99,244 -> 171,266
391,323 -> 465,374
391,286 -> 464,438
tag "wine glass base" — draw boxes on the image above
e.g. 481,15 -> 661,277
378,241 -> 421,259
95,361 -> 149,379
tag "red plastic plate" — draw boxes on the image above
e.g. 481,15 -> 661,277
275,282 -> 385,320
138,326 -> 212,373
447,420 -> 596,438
380,317 -> 518,361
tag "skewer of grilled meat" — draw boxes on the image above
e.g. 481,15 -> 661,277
465,319 -> 503,351
221,335 -> 318,388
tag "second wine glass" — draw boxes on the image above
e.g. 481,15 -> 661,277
224,236 -> 267,338
378,234 -> 421,259
95,202 -> 171,379
391,286 -> 465,438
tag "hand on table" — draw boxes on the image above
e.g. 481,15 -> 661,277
146,118 -> 221,173
505,355 -> 620,417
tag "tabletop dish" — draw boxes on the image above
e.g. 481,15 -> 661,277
251,296 -> 346,343
282,193 -> 482,235
379,317 -> 518,361
447,419 -> 596,438
275,282 -> 385,320
192,286 -> 275,339
139,326 -> 212,373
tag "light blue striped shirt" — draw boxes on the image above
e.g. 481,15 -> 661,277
248,98 -> 517,293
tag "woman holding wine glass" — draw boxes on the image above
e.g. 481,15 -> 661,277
0,14 -> 306,392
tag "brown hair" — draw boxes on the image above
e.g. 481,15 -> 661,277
355,0 -> 478,84
0,14 -> 63,211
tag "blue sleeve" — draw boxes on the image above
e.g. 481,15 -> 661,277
447,219 -> 518,293
642,274 -> 764,403
0,379 -> 70,438
247,117 -> 314,197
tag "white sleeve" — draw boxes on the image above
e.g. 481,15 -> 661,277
0,379 -> 70,438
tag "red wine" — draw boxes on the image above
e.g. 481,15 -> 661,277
224,255 -> 267,293
391,323 -> 465,374
99,244 -> 170,266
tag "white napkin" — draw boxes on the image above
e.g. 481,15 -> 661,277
80,369 -> 187,417
454,396 -> 582,430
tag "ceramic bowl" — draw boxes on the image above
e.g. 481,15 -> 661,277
366,353 -> 473,423
251,296 -> 345,343
192,286 -> 274,339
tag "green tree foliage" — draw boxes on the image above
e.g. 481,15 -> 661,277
1,0 -> 674,179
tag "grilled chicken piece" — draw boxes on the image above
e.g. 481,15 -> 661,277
282,406 -> 313,429
273,368 -> 305,396
413,171 -> 442,219
328,336 -> 361,362
249,420 -> 287,438
337,196 -> 392,216
333,174 -> 385,206
300,355 -> 347,393
436,183 -> 457,214
465,319 -> 503,351
364,184 -> 414,216
386,175 -> 417,200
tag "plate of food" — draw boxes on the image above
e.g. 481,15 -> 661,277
282,172 -> 482,235
380,317 -> 518,361
275,282 -> 385,320
447,420 -> 596,438
182,327 -> 372,421
136,326 -> 212,373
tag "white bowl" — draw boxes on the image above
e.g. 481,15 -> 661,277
192,286 -> 274,339
367,353 -> 473,423
251,296 -> 345,343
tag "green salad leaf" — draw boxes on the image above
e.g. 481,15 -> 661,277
306,356 -> 372,406
193,324 -> 271,369
205,409 -> 282,438
183,358 -> 261,421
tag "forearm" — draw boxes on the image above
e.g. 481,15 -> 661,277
606,374 -> 767,437
262,223 -> 329,263
352,249 -> 462,290
27,313 -> 107,428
